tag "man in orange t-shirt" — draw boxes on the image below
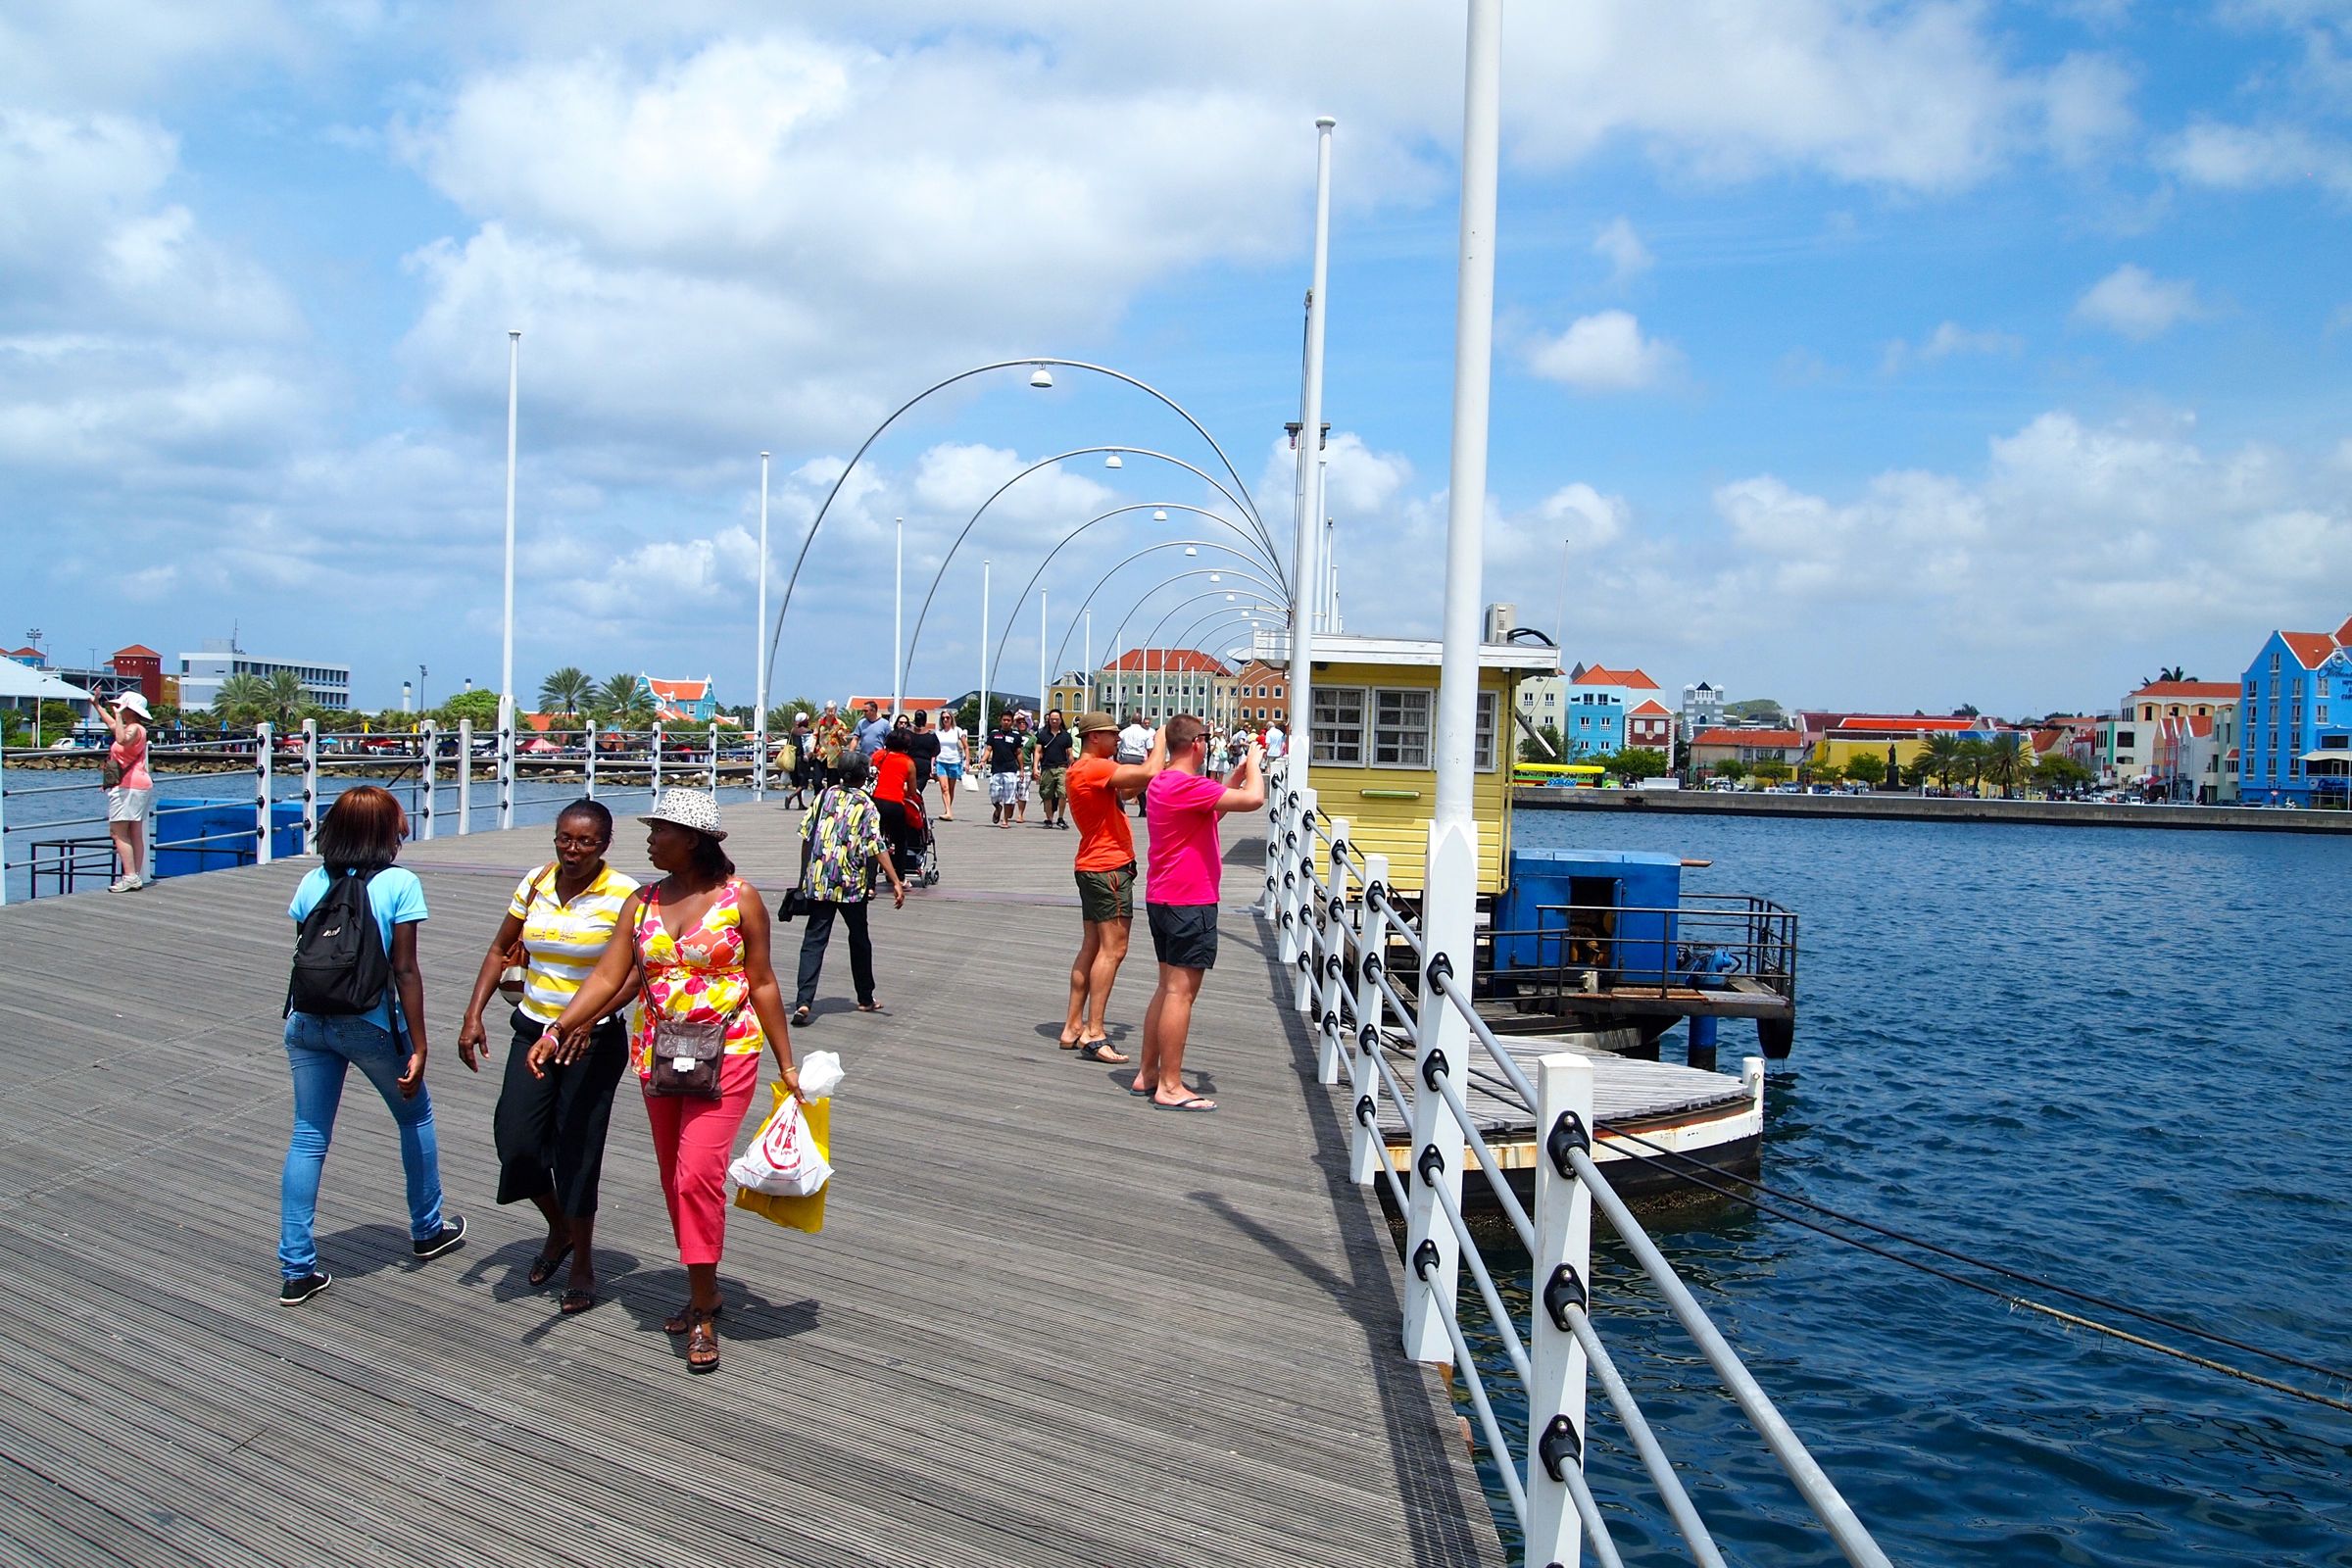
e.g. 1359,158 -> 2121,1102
1058,710 -> 1164,1061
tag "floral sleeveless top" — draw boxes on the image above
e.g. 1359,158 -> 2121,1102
632,880 -> 764,1073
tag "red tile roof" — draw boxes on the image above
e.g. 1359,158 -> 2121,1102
646,676 -> 710,701
111,644 -> 161,660
1627,700 -> 1672,716
1834,714 -> 1979,732
4,647 -> 39,659
2132,680 -> 2238,700
1570,664 -> 1660,690
2281,631 -> 2339,668
1692,727 -> 1801,747
1106,649 -> 1229,674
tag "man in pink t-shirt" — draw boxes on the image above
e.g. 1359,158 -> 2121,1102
1135,712 -> 1266,1111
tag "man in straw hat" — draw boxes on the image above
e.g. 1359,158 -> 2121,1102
1054,711 -> 1165,1062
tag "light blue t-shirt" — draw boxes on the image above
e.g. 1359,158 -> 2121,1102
288,865 -> 428,1034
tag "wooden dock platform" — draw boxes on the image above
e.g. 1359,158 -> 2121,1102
0,797 -> 1504,1567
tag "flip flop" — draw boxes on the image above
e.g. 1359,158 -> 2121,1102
1152,1095 -> 1218,1113
857,1001 -> 885,1012
1057,1035 -> 1081,1050
1125,1075 -> 1154,1097
559,1287 -> 597,1315
527,1243 -> 573,1288
791,1006 -> 812,1027
1077,1038 -> 1131,1064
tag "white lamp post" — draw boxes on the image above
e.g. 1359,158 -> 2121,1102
499,327 -> 519,831
756,450 -> 770,799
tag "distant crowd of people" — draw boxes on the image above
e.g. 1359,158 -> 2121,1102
269,699 -> 1276,1374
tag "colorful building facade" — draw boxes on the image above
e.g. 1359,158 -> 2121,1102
2239,616 -> 2352,806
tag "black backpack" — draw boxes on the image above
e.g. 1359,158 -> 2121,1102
285,867 -> 392,1017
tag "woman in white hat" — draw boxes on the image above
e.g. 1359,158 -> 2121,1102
546,787 -> 799,1373
96,690 -> 155,892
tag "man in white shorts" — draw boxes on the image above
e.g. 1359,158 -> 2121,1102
984,711 -> 1024,828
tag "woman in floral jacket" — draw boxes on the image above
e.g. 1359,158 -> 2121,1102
789,752 -> 906,1026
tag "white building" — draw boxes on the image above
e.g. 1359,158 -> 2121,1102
1682,680 -> 1725,735
178,639 -> 353,712
1514,668 -> 1567,734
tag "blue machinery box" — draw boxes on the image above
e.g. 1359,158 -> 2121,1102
1491,849 -> 1682,983
153,799 -> 304,879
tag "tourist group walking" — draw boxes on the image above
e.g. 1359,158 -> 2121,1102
268,697 -> 1265,1367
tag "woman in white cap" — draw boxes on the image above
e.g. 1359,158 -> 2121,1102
546,787 -> 798,1374
96,690 -> 155,892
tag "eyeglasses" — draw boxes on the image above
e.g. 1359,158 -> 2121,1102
553,833 -> 606,851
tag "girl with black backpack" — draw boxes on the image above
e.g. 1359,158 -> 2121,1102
276,785 -> 464,1305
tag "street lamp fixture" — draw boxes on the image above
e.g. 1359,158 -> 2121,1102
1104,452 -> 1123,468
1152,509 -> 1168,522
1029,365 -> 1054,388
1184,546 -> 1198,557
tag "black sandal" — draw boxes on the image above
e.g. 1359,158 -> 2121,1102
1076,1038 -> 1130,1064
560,1287 -> 597,1315
526,1243 -> 573,1288
663,1301 -> 723,1336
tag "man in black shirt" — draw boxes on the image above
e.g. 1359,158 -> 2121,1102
1032,710 -> 1076,829
985,716 -> 1024,828
906,710 -> 942,802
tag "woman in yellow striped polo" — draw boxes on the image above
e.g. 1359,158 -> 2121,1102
456,798 -> 641,1313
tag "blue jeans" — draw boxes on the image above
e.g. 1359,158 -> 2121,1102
279,1012 -> 444,1279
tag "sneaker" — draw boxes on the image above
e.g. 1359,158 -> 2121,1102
108,875 -> 133,893
122,874 -> 146,891
278,1271 -> 332,1305
412,1213 -> 467,1259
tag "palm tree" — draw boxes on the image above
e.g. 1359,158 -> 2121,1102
1954,737 -> 1991,796
538,665 -> 594,716
595,672 -> 655,726
1983,733 -> 2026,798
212,671 -> 272,726
1919,734 -> 1963,791
263,670 -> 307,731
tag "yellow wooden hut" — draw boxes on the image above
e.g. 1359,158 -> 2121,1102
1263,631 -> 1555,896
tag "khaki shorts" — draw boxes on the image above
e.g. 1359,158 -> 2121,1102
1037,765 -> 1067,808
1075,860 -> 1136,923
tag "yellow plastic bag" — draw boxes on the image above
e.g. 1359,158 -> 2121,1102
733,1084 -> 829,1233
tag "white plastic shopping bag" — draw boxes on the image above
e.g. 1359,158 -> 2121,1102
729,1051 -> 840,1197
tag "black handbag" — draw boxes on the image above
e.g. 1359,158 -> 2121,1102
777,789 -> 828,922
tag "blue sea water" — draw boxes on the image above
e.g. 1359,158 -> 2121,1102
1463,809 -> 2352,1566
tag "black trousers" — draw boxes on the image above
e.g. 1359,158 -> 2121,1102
875,798 -> 919,875
795,900 -> 874,1009
493,1008 -> 629,1216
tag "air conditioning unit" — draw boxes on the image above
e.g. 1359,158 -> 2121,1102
1483,603 -> 1516,642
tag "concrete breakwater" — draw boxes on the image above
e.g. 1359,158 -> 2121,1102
1513,786 -> 2352,834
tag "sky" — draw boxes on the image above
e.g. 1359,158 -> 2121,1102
4,0 -> 2350,718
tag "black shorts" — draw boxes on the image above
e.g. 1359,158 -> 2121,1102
1147,902 -> 1219,970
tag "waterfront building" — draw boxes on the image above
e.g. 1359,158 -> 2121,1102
1804,713 -> 1990,778
949,689 -> 1041,721
2239,615 -> 2352,807
1690,726 -> 1805,775
0,660 -> 95,724
1560,663 -> 1662,760
4,646 -> 44,669
640,674 -> 716,724
177,639 -> 352,712
1097,650 -> 1226,720
1626,699 -> 1675,757
1047,671 -> 1092,718
2104,679 -> 2241,800
1682,680 -> 1726,735
1514,667 -> 1567,736
1224,659 -> 1289,725
845,693 -> 951,720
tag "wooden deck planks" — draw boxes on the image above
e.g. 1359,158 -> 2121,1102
0,798 -> 1502,1568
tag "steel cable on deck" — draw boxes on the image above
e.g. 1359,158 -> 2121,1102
1599,1126 -> 2352,1417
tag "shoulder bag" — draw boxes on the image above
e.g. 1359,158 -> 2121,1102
497,866 -> 553,999
637,886 -> 729,1101
778,789 -> 831,922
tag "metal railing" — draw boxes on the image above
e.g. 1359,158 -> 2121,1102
1257,757 -> 1889,1568
1,717 -> 782,905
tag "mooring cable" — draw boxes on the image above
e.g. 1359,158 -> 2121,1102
1594,1125 -> 2352,1417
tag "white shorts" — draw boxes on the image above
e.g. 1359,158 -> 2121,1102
1016,773 -> 1031,802
989,771 -> 1021,807
108,786 -> 154,823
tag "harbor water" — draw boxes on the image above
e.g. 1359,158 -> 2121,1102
1464,810 -> 2352,1564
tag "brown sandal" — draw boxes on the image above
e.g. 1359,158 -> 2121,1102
663,1301 -> 723,1336
685,1309 -> 720,1373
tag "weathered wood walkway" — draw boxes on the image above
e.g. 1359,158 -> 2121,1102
0,794 -> 1502,1567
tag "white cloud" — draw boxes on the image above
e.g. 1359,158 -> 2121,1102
2040,52 -> 2137,166
1539,483 -> 1630,552
2072,264 -> 2206,340
1592,218 -> 1652,282
1524,311 -> 1682,391
2158,120 -> 2352,199
1882,320 -> 2026,373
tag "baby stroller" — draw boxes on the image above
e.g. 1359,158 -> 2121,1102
896,790 -> 942,888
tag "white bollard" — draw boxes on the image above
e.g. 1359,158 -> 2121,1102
0,738 -> 11,906
418,722 -> 438,840
1347,852 -> 1392,1185
301,718 -> 319,855
1525,1051 -> 1595,1568
1293,784 -> 1320,1016
1316,812 -> 1350,1084
497,711 -> 515,831
255,723 -> 274,865
651,723 -> 664,800
458,718 -> 473,837
708,722 -> 719,793
1401,814 -> 1476,1364
584,720 -> 598,802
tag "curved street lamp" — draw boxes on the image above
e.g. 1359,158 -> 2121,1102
986,534 -> 1276,701
1099,578 -> 1284,719
906,503 -> 1280,702
765,359 -> 1267,682
1040,542 -> 1285,690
